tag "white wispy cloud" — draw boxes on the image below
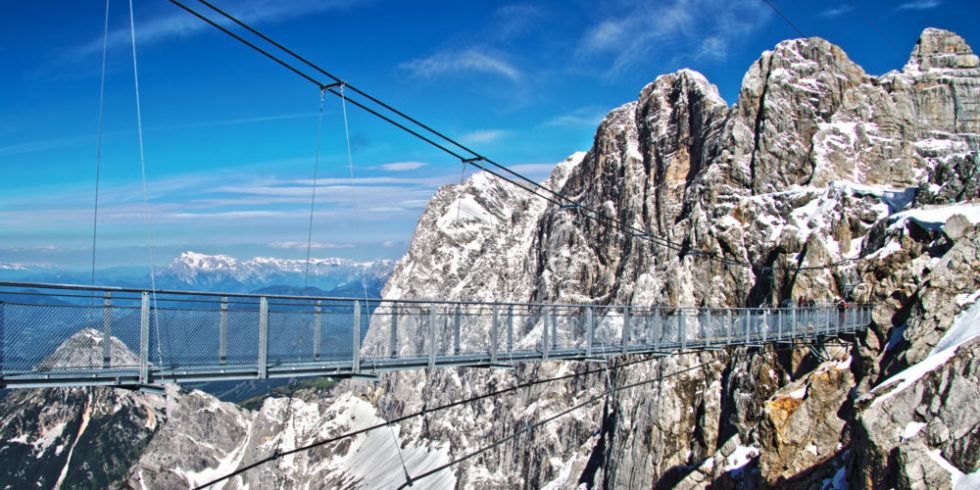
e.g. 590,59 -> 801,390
819,4 -> 854,17
401,47 -> 523,82
461,129 -> 510,144
170,210 -> 286,220
268,240 -> 353,249
577,0 -> 771,77
694,36 -> 727,61
491,4 -> 547,41
70,0 -> 373,59
544,106 -> 611,127
897,0 -> 941,10
379,161 -> 428,171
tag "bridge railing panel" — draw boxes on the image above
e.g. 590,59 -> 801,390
0,282 -> 876,387
151,305 -> 223,369
0,300 -> 143,374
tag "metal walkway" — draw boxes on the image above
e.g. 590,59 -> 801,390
0,281 -> 871,390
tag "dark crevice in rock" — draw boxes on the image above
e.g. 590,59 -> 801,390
748,57 -> 774,194
578,398 -> 616,489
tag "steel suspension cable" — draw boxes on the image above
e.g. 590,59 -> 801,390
760,0 -> 806,38
91,0 -> 111,293
164,0 -> 672,246
164,0 -> 867,275
396,339 -> 842,488
303,89 -> 327,292
192,354 -> 665,489
395,354 -> 732,489
191,335 -> 857,490
339,85 -> 370,302
127,0 -> 163,365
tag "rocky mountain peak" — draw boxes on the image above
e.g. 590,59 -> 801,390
908,27 -> 979,71
38,328 -> 140,370
731,35 -> 870,194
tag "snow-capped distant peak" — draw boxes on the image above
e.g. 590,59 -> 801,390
161,251 -> 395,292
171,251 -> 239,270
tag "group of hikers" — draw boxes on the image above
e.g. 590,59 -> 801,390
792,297 -> 851,312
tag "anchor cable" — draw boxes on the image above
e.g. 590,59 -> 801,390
303,89 -> 327,292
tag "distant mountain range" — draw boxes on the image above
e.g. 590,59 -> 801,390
0,251 -> 395,298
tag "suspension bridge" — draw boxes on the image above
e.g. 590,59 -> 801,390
0,281 -> 870,391
0,1 -> 874,392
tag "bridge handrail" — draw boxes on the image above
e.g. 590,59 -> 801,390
0,281 -> 870,311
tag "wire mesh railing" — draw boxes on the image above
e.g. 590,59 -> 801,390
0,281 -> 872,388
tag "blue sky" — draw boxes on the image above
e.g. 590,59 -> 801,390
1,0 -> 976,270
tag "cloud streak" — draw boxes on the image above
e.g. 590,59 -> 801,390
401,48 -> 523,82
461,129 -> 509,144
379,161 -> 428,172
897,0 -> 941,10
577,0 -> 771,77
269,240 -> 353,249
544,106 -> 611,127
819,4 -> 855,18
70,0 -> 372,59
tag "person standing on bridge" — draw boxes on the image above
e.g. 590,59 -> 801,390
837,299 -> 850,329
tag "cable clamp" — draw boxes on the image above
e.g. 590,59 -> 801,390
321,81 -> 345,90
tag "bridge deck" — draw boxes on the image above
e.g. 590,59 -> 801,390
0,282 -> 870,390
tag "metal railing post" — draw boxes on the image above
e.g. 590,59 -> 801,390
762,309 -> 768,344
654,308 -> 661,351
621,306 -> 630,355
428,305 -> 436,370
507,306 -> 514,353
491,305 -> 499,364
586,307 -> 594,358
353,300 -> 361,374
727,309 -> 733,345
102,291 -> 112,367
826,306 -> 831,336
313,300 -> 321,361
679,310 -> 686,351
791,304 -> 797,339
454,306 -> 461,355
777,307 -> 783,342
551,307 -> 558,350
389,303 -> 398,359
703,309 -> 711,349
220,297 -> 228,364
744,310 -> 751,345
542,307 -> 550,360
258,297 -> 268,378
139,292 -> 149,385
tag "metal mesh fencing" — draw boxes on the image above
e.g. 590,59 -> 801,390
0,282 -> 875,387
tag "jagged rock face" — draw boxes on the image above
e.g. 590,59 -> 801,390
757,348 -> 852,486
0,386 -> 161,489
847,223 -> 980,489
729,37 -> 870,193
358,27 -> 980,489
